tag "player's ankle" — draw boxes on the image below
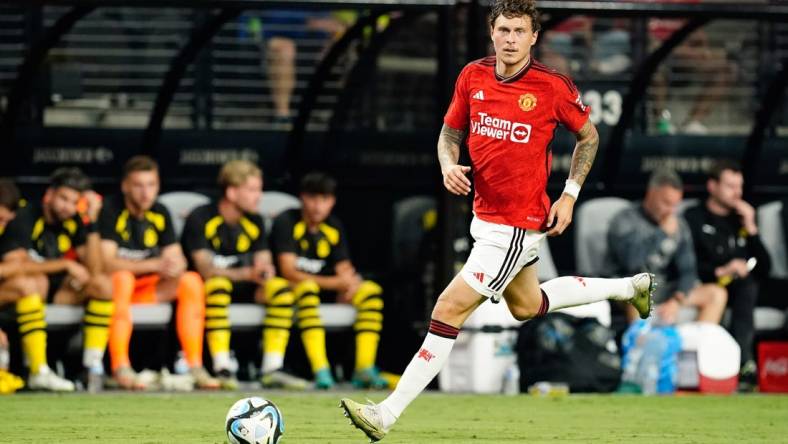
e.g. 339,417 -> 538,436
378,402 -> 398,430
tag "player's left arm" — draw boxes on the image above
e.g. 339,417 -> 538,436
547,119 -> 599,237
160,243 -> 188,278
253,250 -> 276,282
334,259 -> 361,303
568,120 -> 599,187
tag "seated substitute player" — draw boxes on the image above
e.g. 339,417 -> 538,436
341,1 -> 654,441
683,160 -> 772,390
2,168 -> 115,391
0,179 -> 74,391
271,172 -> 387,390
606,169 -> 727,325
182,160 -> 307,390
99,156 -> 218,390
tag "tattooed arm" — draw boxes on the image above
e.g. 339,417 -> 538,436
438,124 -> 471,196
568,120 -> 599,187
546,119 -> 599,236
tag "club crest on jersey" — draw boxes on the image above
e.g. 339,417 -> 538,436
518,93 -> 537,112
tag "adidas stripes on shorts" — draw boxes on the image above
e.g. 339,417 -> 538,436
460,216 -> 545,302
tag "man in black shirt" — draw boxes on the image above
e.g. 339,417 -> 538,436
0,179 -> 74,391
271,172 -> 386,390
99,156 -> 218,390
182,160 -> 306,389
3,168 -> 113,391
684,160 -> 772,390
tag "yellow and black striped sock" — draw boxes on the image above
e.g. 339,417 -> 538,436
82,298 -> 114,368
205,277 -> 232,371
352,281 -> 384,371
261,277 -> 295,374
16,294 -> 48,374
295,280 -> 329,373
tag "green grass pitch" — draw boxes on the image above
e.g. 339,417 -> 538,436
2,392 -> 787,443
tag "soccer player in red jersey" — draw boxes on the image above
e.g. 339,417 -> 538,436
341,1 -> 655,440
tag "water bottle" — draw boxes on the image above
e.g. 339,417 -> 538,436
502,363 -> 520,395
0,329 -> 8,371
0,342 -> 9,371
636,331 -> 667,395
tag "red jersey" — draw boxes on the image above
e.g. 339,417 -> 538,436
443,56 -> 590,230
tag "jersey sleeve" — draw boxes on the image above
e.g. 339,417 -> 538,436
158,205 -> 177,247
331,218 -> 351,263
72,217 -> 88,248
250,214 -> 269,252
270,213 -> 297,255
0,213 -> 31,257
443,65 -> 471,131
555,78 -> 591,133
97,201 -> 121,243
181,208 -> 209,255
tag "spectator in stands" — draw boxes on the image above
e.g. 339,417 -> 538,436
644,0 -> 736,134
240,10 -> 349,126
605,168 -> 727,324
99,156 -> 218,390
270,172 -> 387,389
181,160 -> 308,390
2,168 -> 113,391
683,160 -> 771,390
0,179 -> 74,391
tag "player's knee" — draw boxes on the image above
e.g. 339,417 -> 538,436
358,280 -> 382,296
432,292 -> 470,322
111,270 -> 136,299
265,276 -> 290,296
265,280 -> 295,307
6,273 -> 42,297
294,280 -> 320,297
353,281 -> 383,309
86,274 -> 113,300
206,276 -> 232,294
509,305 -> 538,322
178,271 -> 204,301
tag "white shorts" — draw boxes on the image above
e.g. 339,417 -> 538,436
460,216 -> 545,302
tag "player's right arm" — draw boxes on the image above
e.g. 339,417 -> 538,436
438,124 -> 471,196
440,65 -> 473,196
2,248 -> 87,281
99,240 -> 161,275
0,210 -> 89,282
190,248 -> 255,282
276,252 -> 348,290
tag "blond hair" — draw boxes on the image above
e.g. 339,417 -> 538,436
218,160 -> 262,192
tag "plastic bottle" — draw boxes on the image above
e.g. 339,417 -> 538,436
656,109 -> 675,135
0,342 -> 9,371
636,331 -> 667,395
502,363 -> 520,395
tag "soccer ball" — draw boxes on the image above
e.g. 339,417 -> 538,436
225,397 -> 285,444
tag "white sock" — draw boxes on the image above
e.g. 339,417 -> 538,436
262,353 -> 284,374
379,319 -> 459,429
213,351 -> 232,373
82,348 -> 104,369
540,276 -> 635,313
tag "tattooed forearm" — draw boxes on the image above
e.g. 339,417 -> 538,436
569,120 -> 599,186
437,124 -> 466,172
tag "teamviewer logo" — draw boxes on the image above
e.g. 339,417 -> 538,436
510,123 -> 531,143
